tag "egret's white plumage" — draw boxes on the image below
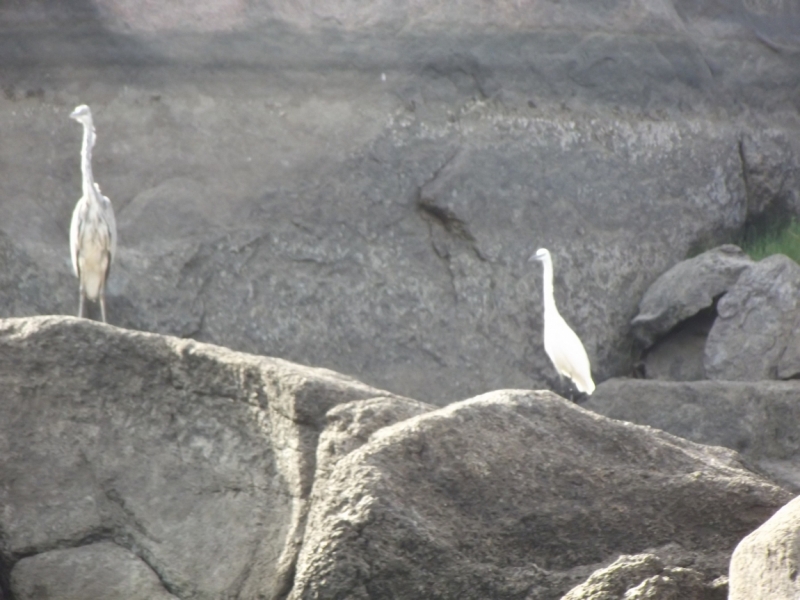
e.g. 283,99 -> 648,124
69,104 -> 117,323
531,248 -> 595,395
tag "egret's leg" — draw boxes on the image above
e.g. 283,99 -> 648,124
78,289 -> 85,319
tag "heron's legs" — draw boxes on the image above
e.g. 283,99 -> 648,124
78,288 -> 85,319
555,372 -> 567,397
99,293 -> 107,324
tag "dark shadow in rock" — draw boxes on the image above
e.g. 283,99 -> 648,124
0,552 -> 10,600
639,305 -> 717,381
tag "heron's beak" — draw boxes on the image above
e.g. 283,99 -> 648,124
528,253 -> 539,262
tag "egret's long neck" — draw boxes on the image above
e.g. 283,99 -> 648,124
541,254 -> 557,313
80,121 -> 95,199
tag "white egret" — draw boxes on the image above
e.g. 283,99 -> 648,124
530,248 -> 595,395
69,104 -> 117,323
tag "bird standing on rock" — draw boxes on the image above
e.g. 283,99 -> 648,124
69,104 -> 117,323
530,248 -> 595,395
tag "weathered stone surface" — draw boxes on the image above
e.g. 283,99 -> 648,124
729,495 -> 800,600
0,230 -> 66,319
11,542 -> 177,600
0,2 -> 798,403
631,245 -> 752,350
289,389 -> 790,600
0,316 -> 393,599
315,395 -> 435,485
586,378 -> 800,491
561,553 -> 724,600
705,255 -> 800,381
621,570 -> 722,600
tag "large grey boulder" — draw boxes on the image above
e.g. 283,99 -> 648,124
630,245 -> 753,350
630,245 -> 754,381
705,254 -> 800,381
11,543 -> 177,600
0,1 -> 799,403
0,316 -> 394,600
289,389 -> 790,600
729,495 -> 800,600
586,378 -> 800,491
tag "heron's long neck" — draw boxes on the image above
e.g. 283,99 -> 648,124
541,255 -> 557,313
80,122 -> 95,199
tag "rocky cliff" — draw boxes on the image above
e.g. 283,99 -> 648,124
1,0 -> 799,402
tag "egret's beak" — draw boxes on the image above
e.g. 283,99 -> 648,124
529,253 -> 539,262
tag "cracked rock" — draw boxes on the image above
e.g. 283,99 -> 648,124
11,543 -> 178,600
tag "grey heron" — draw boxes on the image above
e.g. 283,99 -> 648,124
69,104 -> 117,323
530,248 -> 595,395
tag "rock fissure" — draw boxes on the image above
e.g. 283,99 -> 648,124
235,232 -> 270,274
737,137 -> 753,218
102,488 -> 162,543
179,301 -> 205,339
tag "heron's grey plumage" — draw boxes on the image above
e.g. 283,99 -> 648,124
69,104 -> 117,323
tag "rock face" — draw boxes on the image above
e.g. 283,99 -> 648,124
586,378 -> 800,491
0,2 -> 799,402
0,316 -> 393,600
729,495 -> 800,600
705,254 -> 800,381
290,389 -> 789,600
